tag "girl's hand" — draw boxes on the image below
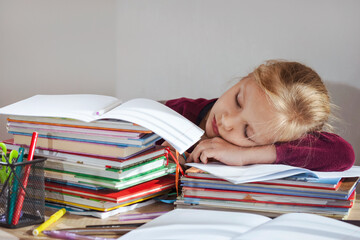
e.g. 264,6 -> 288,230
187,137 -> 246,165
161,140 -> 187,166
187,137 -> 277,166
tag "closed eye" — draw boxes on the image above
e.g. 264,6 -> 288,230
244,124 -> 255,142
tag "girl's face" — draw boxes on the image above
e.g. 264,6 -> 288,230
205,76 -> 280,147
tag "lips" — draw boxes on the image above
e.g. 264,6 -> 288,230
212,116 -> 219,136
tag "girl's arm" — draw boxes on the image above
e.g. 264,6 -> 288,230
275,132 -> 355,171
188,132 -> 354,171
187,137 -> 277,166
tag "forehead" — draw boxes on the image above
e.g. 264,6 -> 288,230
242,78 -> 280,144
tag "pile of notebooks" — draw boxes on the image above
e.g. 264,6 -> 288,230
175,167 -> 359,220
3,115 -> 176,218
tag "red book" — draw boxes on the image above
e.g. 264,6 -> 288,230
45,175 -> 175,203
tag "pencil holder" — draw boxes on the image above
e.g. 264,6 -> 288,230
0,155 -> 46,228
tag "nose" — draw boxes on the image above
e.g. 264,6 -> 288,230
221,112 -> 237,131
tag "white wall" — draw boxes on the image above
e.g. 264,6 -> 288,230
116,0 -> 360,165
0,0 -> 117,140
116,0 -> 360,99
1,0 -> 359,165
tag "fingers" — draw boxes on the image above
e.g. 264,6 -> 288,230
185,166 -> 206,174
188,138 -> 218,164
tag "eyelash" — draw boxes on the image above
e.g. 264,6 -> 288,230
236,92 -> 251,141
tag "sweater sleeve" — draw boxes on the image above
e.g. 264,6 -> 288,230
165,97 -> 217,125
275,132 -> 355,171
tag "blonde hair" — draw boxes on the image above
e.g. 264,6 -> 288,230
252,60 -> 331,142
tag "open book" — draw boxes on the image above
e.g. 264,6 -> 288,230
0,94 -> 204,153
118,209 -> 360,240
186,162 -> 360,184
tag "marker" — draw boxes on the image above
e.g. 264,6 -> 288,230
33,208 -> 66,236
7,147 -> 25,224
12,131 -> 38,225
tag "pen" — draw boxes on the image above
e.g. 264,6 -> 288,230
118,211 -> 167,221
95,99 -> 122,115
11,131 -> 38,225
7,147 -> 24,224
43,230 -> 115,240
33,208 -> 66,236
53,227 -> 137,234
86,223 -> 144,228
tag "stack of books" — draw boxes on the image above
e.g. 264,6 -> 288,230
175,164 -> 360,220
3,121 -> 176,218
0,95 -> 205,218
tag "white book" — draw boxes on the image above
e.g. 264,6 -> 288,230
118,209 -> 360,240
0,94 -> 204,153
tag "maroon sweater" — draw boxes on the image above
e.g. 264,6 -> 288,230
166,97 -> 355,171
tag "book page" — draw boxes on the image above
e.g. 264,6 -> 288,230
102,98 -> 204,153
186,162 -> 360,184
234,212 -> 360,240
119,209 -> 271,240
0,94 -> 119,122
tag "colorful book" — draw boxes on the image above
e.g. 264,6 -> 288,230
45,175 -> 175,203
44,156 -> 168,180
0,95 -> 204,153
9,130 -> 160,147
175,198 -> 352,219
181,186 -> 355,208
44,163 -> 176,190
186,170 -> 343,190
12,134 -> 156,159
180,176 -> 359,200
44,175 -> 175,211
45,190 -> 168,211
45,198 -> 157,219
185,162 -> 360,184
7,121 -> 146,138
8,116 -> 150,133
3,139 -> 168,166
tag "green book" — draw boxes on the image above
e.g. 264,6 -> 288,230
45,163 -> 176,190
45,156 -> 168,180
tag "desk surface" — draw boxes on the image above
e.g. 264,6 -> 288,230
2,197 -> 360,240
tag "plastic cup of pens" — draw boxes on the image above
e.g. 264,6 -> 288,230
0,154 -> 46,228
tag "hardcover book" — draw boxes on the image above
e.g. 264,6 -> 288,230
45,175 -> 175,203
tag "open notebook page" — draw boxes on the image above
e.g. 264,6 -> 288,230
102,98 -> 204,154
186,162 -> 360,184
235,212 -> 360,240
0,95 -> 204,153
0,94 -> 119,122
118,209 -> 271,240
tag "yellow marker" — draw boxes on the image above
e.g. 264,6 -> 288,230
32,208 -> 66,236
